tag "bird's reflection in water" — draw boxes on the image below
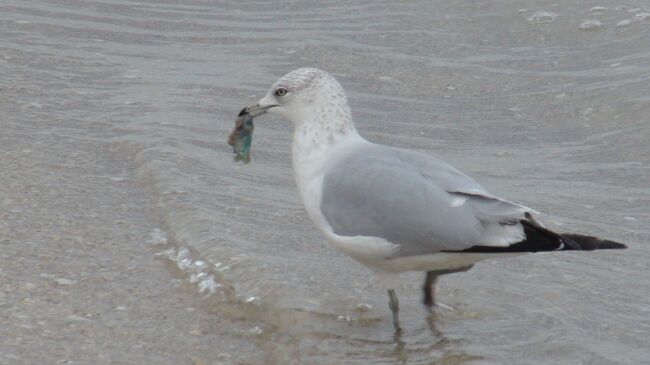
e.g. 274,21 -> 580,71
387,314 -> 484,365
391,330 -> 408,364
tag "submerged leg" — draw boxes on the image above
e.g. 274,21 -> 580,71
387,289 -> 401,332
423,271 -> 438,309
423,265 -> 474,310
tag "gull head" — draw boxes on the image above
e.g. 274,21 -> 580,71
245,68 -> 352,128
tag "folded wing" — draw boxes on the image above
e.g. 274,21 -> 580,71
320,144 -> 534,257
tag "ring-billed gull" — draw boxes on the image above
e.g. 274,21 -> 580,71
242,67 -> 627,331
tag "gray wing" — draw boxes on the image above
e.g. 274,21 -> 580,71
320,143 -> 532,257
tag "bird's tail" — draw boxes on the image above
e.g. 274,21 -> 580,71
520,213 -> 627,251
559,233 -> 627,250
460,213 -> 627,253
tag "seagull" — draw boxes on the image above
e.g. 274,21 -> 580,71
242,67 -> 627,331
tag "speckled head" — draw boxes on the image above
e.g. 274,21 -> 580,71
250,68 -> 354,130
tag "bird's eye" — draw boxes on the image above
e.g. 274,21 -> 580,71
275,88 -> 288,97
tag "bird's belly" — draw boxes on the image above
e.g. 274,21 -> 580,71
385,251 -> 525,272
326,233 -> 524,273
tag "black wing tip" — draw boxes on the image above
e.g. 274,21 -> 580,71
457,222 -> 628,253
600,241 -> 628,249
588,239 -> 627,250
560,233 -> 627,250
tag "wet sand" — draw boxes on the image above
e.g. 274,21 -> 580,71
0,119 -> 262,364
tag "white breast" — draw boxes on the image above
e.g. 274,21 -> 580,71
291,129 -> 403,269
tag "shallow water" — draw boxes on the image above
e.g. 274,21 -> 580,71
2,1 -> 649,364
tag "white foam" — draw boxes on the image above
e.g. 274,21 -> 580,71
616,19 -> 634,28
527,11 -> 558,24
579,19 -> 603,30
156,246 -> 222,296
635,12 -> 650,20
147,228 -> 168,246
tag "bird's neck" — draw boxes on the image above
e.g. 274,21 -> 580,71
291,106 -> 358,163
291,110 -> 361,196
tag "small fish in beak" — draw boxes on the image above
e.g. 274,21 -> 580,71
228,107 -> 255,163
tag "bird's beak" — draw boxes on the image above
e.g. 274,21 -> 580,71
242,103 -> 277,117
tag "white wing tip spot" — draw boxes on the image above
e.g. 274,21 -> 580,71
450,196 -> 468,207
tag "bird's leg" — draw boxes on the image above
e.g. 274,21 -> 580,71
387,289 -> 401,332
423,271 -> 439,310
423,265 -> 474,311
